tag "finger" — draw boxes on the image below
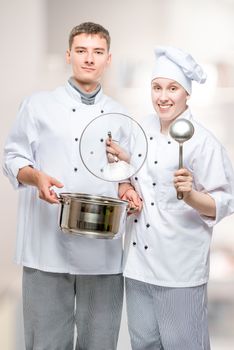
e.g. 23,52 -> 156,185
39,187 -> 60,204
124,192 -> 140,205
133,196 -> 143,208
174,168 -> 191,176
106,146 -> 119,156
51,178 -> 64,188
176,184 -> 192,192
50,189 -> 60,203
174,176 -> 192,184
130,195 -> 143,210
175,181 -> 191,188
107,153 -> 116,163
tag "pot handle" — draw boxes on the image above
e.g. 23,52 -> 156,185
127,206 -> 139,214
57,195 -> 70,205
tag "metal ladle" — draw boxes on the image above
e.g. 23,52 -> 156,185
169,118 -> 194,200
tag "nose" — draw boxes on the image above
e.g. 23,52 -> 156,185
85,51 -> 94,65
159,89 -> 168,101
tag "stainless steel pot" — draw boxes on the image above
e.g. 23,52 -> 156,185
58,193 -> 128,239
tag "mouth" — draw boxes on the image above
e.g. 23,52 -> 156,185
158,104 -> 173,110
82,66 -> 96,72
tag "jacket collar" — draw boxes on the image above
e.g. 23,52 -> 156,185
65,81 -> 103,104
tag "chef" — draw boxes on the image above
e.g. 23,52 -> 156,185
3,22 -> 126,350
118,46 -> 234,350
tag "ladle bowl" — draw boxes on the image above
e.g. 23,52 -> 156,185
169,118 -> 194,199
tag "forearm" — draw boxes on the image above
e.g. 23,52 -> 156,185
183,190 -> 216,218
17,166 -> 63,204
17,165 -> 41,187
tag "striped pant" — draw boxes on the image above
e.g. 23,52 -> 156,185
23,267 -> 123,350
125,277 -> 210,350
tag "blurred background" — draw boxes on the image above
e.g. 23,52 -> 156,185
1,0 -> 234,349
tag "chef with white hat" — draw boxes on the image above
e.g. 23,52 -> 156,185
119,46 -> 234,350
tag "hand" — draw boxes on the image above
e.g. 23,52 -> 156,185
36,171 -> 64,204
106,139 -> 130,163
173,168 -> 193,198
121,188 -> 143,215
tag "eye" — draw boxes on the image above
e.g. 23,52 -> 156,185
95,50 -> 104,55
170,86 -> 177,92
152,85 -> 161,91
76,49 -> 85,54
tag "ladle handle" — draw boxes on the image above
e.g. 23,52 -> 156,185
177,191 -> 183,200
177,143 -> 183,200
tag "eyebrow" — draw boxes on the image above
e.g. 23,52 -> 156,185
152,81 -> 179,87
169,81 -> 179,85
74,46 -> 106,51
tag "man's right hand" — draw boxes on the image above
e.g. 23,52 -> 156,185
17,166 -> 64,204
36,172 -> 64,204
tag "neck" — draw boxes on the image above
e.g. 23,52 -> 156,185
68,77 -> 101,105
160,121 -> 172,135
72,77 -> 99,93
160,106 -> 188,135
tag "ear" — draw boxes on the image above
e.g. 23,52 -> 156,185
186,93 -> 190,100
106,53 -> 112,66
66,49 -> 71,64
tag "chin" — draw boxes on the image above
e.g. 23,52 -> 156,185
158,113 -> 174,120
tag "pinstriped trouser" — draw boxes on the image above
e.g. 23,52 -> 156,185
125,277 -> 210,350
23,267 -> 123,350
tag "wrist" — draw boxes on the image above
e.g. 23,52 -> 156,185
33,168 -> 43,188
182,189 -> 194,201
120,187 -> 135,199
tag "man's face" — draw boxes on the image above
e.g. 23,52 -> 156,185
66,33 -> 111,91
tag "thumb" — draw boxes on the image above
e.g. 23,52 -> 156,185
50,177 -> 64,188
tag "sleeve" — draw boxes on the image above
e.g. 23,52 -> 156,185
193,137 -> 234,227
2,97 -> 38,189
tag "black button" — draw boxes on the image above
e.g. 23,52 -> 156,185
151,202 -> 154,206
168,141 -> 171,144
72,108 -> 76,112
138,154 -> 142,157
154,161 -> 158,164
74,167 -> 78,172
101,110 -> 104,113
144,245 -> 148,250
146,224 -> 150,228
75,138 -> 78,142
134,177 -> 138,181
150,137 -> 153,140
152,183 -> 156,186
100,138 -> 104,142
133,242 -> 136,246
134,219 -> 138,223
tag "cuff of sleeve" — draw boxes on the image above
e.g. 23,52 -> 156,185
200,192 -> 227,228
119,179 -> 131,184
10,159 -> 34,189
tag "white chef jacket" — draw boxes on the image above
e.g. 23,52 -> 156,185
123,108 -> 234,287
3,82 -> 128,274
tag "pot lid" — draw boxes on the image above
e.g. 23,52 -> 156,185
79,112 -> 148,182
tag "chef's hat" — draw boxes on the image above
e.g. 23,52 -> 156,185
152,46 -> 207,94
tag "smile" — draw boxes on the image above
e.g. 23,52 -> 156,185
158,104 -> 172,109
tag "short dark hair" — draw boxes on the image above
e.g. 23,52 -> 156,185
69,22 -> 111,51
